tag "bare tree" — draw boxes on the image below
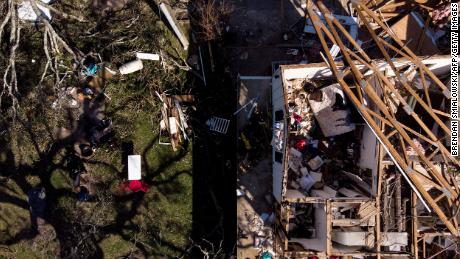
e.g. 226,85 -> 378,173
0,0 -> 84,116
191,0 -> 233,42
190,0 -> 234,71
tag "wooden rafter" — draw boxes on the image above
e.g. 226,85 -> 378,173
306,0 -> 459,236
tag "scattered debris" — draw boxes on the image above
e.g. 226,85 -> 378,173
156,91 -> 192,150
85,64 -> 99,76
304,10 -> 358,40
269,1 -> 457,258
136,52 -> 160,61
307,156 -> 323,171
431,3 -> 451,28
128,155 -> 142,180
18,0 -> 52,21
286,49 -> 299,56
239,51 -> 248,60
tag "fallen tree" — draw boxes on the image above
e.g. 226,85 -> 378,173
0,0 -> 85,116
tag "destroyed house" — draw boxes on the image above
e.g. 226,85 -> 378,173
271,54 -> 456,258
269,1 -> 458,257
272,61 -> 401,258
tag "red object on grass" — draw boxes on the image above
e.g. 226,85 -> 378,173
122,180 -> 149,193
129,180 -> 149,192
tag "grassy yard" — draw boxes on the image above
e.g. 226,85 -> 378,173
0,98 -> 193,258
0,1 -> 194,256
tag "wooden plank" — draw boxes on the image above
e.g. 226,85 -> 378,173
172,95 -> 195,103
333,218 -> 376,227
335,11 -> 458,171
326,200 -> 332,256
324,5 -> 457,171
318,1 -> 455,195
356,3 -> 449,93
159,3 -> 189,50
376,122 -> 384,259
358,201 -> 378,220
412,191 -> 419,259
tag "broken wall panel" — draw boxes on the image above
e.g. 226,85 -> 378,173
389,12 -> 439,55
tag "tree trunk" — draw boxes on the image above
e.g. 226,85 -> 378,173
207,40 -> 215,72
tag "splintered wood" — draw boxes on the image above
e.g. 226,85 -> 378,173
306,0 -> 459,236
158,92 -> 191,151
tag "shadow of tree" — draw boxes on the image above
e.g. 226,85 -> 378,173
0,106 -> 195,257
0,1 -> 202,258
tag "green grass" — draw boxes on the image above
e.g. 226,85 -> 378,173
50,170 -> 70,190
92,112 -> 193,257
0,109 -> 193,259
0,0 -> 193,257
98,235 -> 133,258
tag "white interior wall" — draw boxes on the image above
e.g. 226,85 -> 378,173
288,204 -> 327,252
358,125 -> 378,195
272,69 -> 286,203
281,55 -> 450,82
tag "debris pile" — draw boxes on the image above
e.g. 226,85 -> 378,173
283,79 -> 369,200
157,92 -> 193,151
285,79 -> 316,137
240,210 -> 275,253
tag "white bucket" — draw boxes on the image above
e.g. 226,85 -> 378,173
119,59 -> 144,74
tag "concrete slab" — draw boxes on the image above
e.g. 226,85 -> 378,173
224,0 -> 305,75
237,79 -> 271,130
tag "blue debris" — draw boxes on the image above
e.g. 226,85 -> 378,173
85,64 -> 99,76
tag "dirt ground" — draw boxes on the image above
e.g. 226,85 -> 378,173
237,78 -> 271,130
227,1 -> 313,257
231,1 -> 308,258
224,0 -> 308,75
235,67 -> 276,259
237,158 -> 273,259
